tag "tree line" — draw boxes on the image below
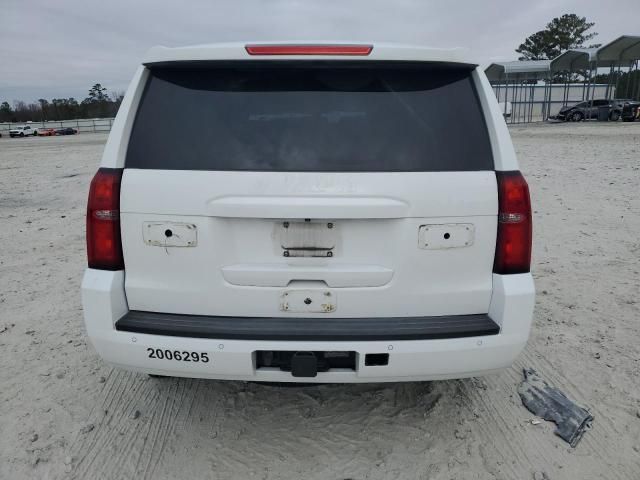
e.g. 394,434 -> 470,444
0,84 -> 124,123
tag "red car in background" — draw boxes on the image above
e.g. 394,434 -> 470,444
38,128 -> 56,136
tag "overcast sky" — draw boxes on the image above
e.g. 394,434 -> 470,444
2,0 -> 639,103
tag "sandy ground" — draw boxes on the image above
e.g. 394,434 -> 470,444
1,123 -> 639,480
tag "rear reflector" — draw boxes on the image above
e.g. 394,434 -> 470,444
245,44 -> 373,56
493,171 -> 532,274
86,168 -> 124,270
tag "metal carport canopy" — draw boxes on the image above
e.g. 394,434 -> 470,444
549,47 -> 618,70
484,60 -> 550,81
550,49 -> 592,71
596,35 -> 640,63
550,37 -> 640,71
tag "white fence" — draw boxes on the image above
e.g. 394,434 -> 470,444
491,84 -> 612,123
0,118 -> 114,134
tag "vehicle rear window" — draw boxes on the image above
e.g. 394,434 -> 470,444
126,62 -> 493,171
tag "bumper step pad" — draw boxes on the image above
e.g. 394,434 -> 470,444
116,311 -> 499,341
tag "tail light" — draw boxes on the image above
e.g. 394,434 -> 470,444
245,44 -> 373,56
493,171 -> 532,274
86,168 -> 124,270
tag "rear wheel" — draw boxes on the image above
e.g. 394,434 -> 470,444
570,111 -> 584,122
609,110 -> 620,122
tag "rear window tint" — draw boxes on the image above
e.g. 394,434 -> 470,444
126,62 -> 493,172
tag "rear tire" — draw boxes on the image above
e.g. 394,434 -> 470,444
609,111 -> 620,122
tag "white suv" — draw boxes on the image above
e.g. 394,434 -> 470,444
9,125 -> 38,137
82,43 -> 534,383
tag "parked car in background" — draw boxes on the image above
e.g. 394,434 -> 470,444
82,42 -> 535,384
38,127 -> 57,136
55,127 -> 78,135
621,100 -> 640,122
9,125 -> 38,137
556,98 -> 627,122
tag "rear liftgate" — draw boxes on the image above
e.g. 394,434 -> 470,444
118,58 -> 503,380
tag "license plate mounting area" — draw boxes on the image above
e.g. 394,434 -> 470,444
280,289 -> 336,313
279,221 -> 336,258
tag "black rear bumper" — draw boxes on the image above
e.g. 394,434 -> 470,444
115,311 -> 500,341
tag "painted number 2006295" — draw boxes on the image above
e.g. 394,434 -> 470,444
147,348 -> 209,363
